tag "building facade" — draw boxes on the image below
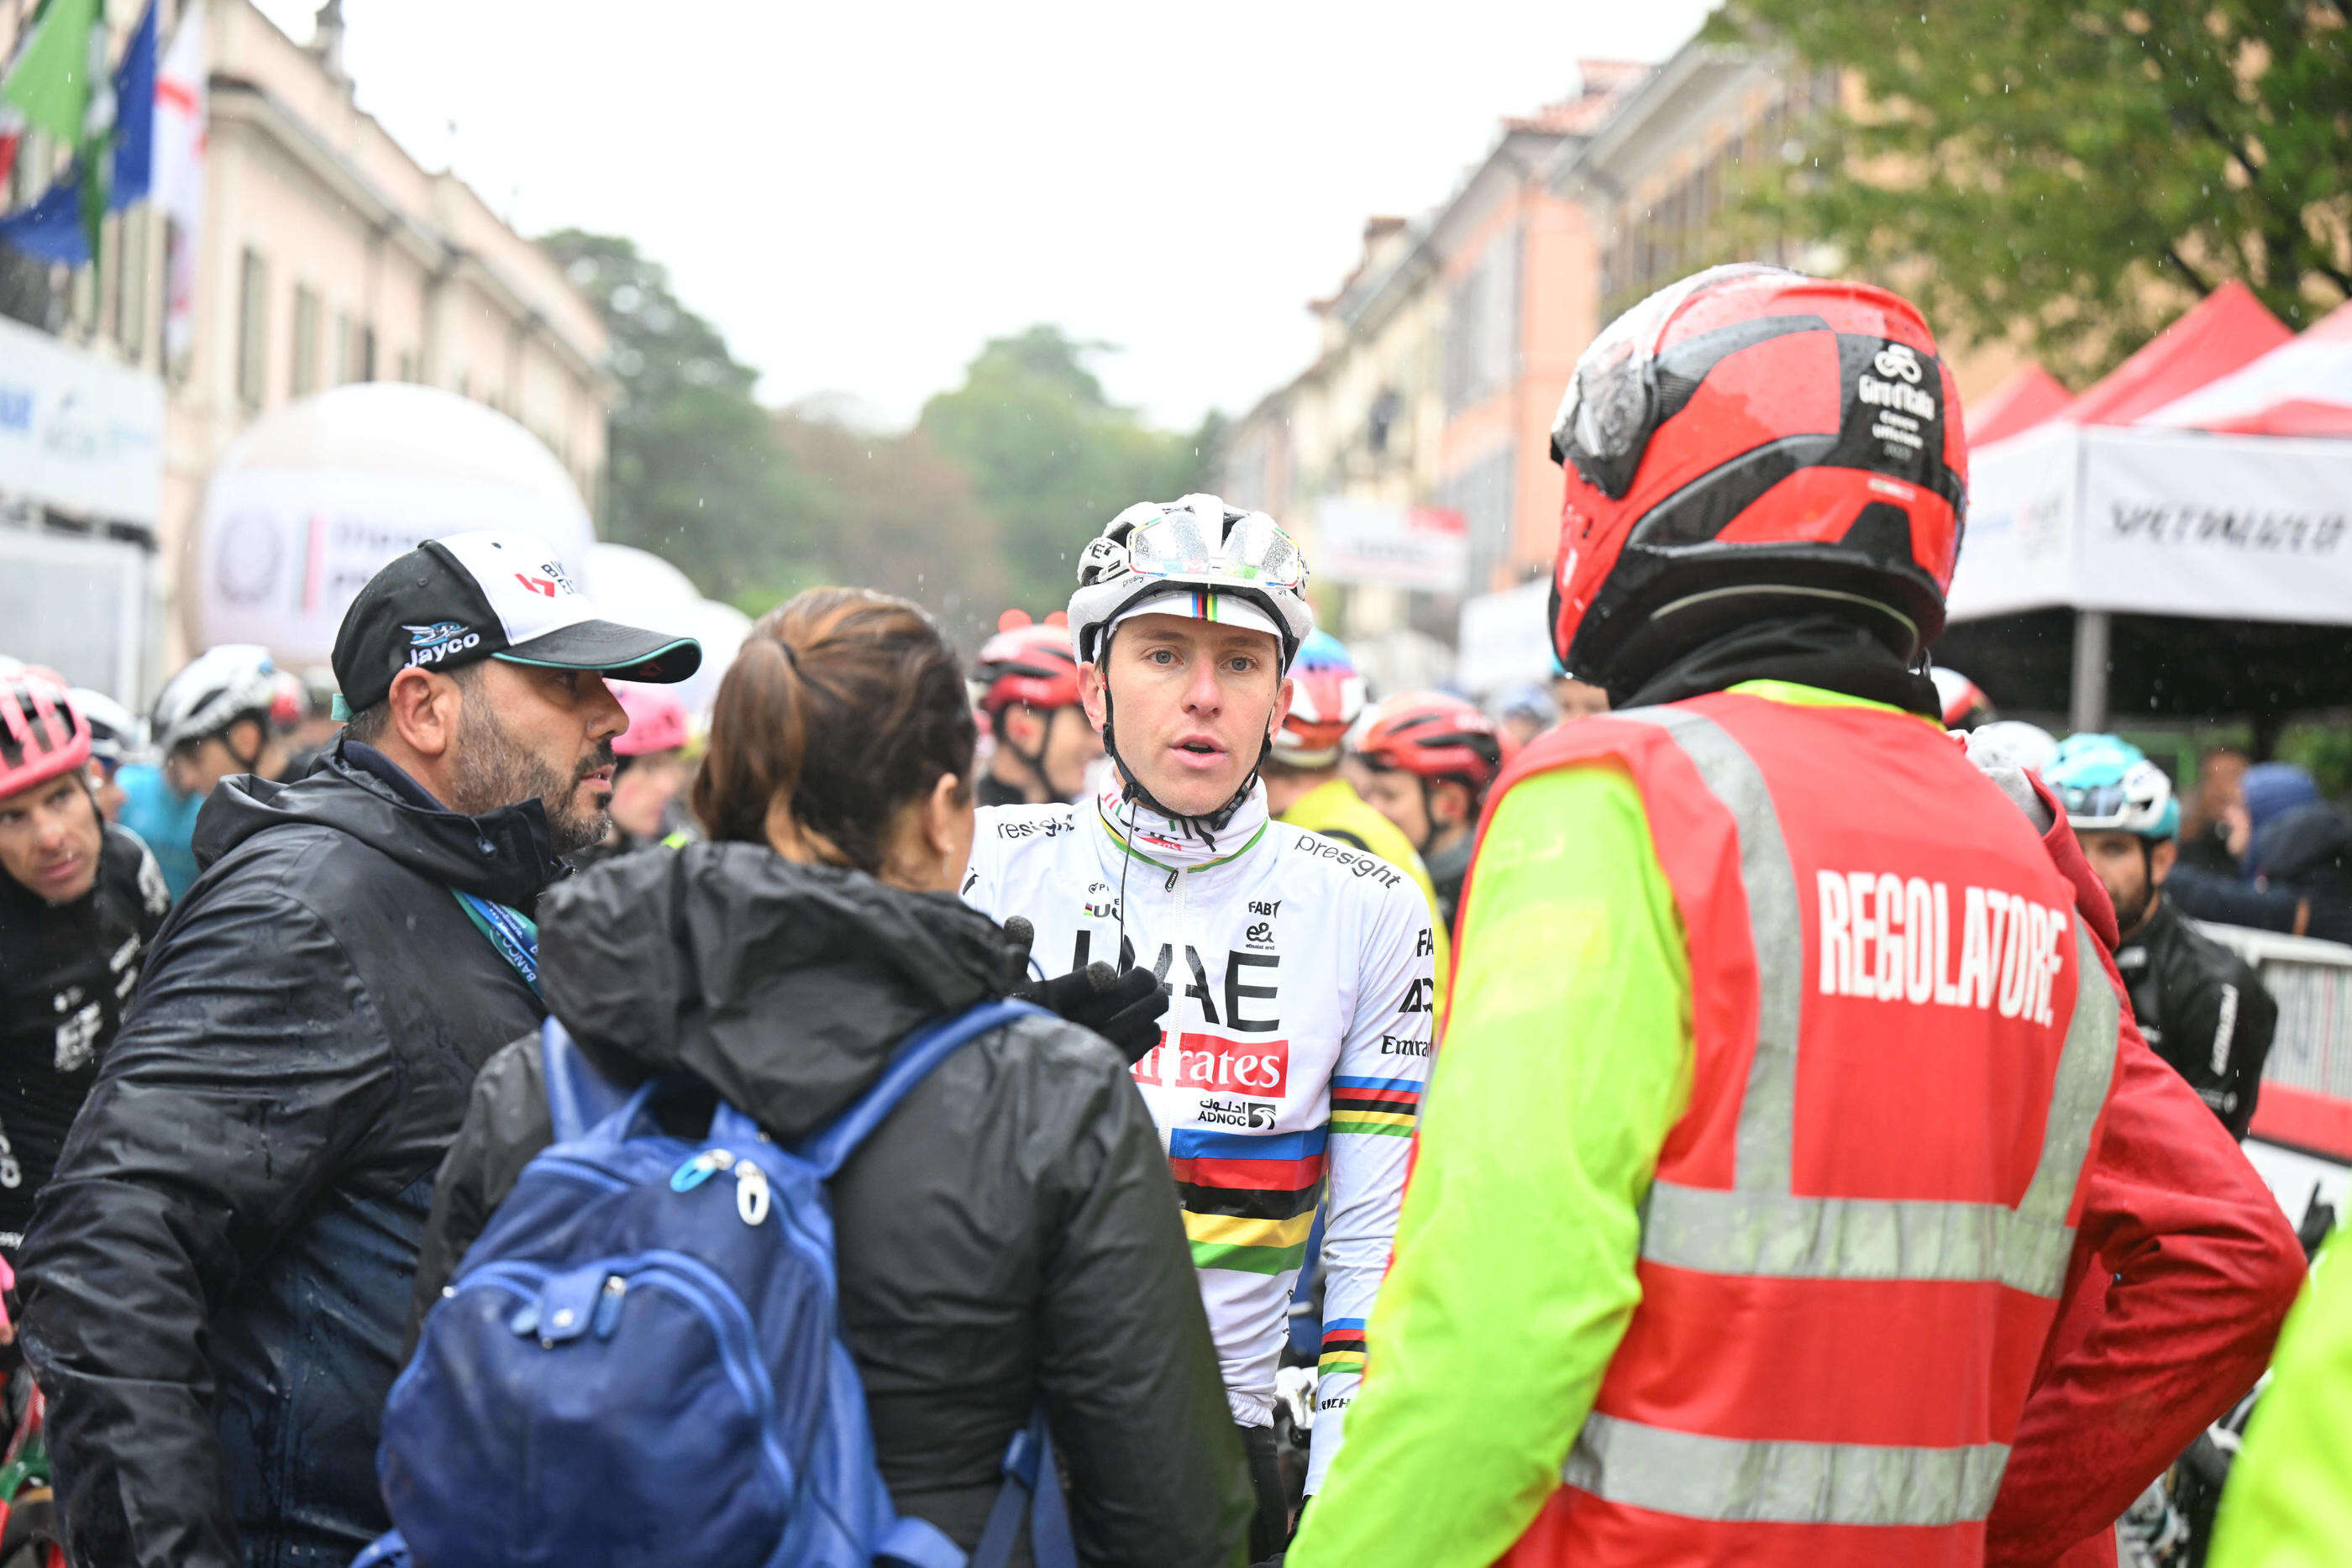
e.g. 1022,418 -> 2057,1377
0,0 -> 611,693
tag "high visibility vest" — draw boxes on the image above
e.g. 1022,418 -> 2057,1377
1491,692 -> 2124,1568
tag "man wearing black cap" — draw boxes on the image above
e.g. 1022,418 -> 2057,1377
17,532 -> 699,1568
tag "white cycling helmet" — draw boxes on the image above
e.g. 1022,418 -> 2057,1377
69,688 -> 147,767
153,644 -> 282,755
1068,494 -> 1314,673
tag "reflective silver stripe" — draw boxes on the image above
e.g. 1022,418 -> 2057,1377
1641,1184 -> 2076,1293
1563,1413 -> 2011,1528
1613,708 -> 1803,1192
2012,919 -> 2122,1232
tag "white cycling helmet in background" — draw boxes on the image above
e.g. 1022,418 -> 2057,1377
69,688 -> 147,768
1068,494 -> 1314,673
153,644 -> 282,757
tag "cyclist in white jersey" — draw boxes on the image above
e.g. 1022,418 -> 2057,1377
960,495 -> 1436,1560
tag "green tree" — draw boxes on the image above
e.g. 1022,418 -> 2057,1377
918,326 -> 1213,615
1709,2 -> 2352,379
769,411 -> 1011,648
542,230 -> 827,597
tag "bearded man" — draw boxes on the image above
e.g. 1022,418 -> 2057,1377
17,532 -> 699,1568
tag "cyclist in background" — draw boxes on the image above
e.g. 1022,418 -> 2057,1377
1262,630 -> 1449,993
974,611 -> 1101,807
2049,735 -> 2277,1140
67,688 -> 143,823
1354,692 -> 1505,935
118,645 -> 287,899
0,671 -> 170,1259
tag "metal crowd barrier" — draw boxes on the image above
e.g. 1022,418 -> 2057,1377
2199,922 -> 2352,1161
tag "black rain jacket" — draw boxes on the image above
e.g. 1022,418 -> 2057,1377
2118,895 -> 2280,1140
412,841 -> 1252,1568
18,743 -> 557,1568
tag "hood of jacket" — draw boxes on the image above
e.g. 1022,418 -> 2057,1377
536,840 -> 1021,1141
190,742 -> 563,910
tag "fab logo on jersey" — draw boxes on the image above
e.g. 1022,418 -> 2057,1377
1133,1031 -> 1291,1098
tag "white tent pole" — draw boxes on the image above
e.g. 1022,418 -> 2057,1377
2071,609 -> 2112,732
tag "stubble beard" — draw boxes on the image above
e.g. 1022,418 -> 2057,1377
447,700 -> 612,856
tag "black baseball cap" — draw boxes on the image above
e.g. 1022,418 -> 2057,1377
333,530 -> 701,715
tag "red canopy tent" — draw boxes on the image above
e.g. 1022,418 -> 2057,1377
1966,364 -> 2072,447
2057,279 -> 2295,427
2140,300 -> 2352,438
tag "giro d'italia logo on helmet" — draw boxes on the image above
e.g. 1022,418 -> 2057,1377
1873,343 -> 1924,383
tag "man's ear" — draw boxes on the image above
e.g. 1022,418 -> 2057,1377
386,667 -> 460,759
1268,674 -> 1294,743
2150,836 -> 2178,887
1079,661 -> 1110,733
1436,779 -> 1474,828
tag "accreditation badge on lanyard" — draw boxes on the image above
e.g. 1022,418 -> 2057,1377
453,889 -> 540,995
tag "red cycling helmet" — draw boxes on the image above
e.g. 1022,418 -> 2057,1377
1,667 -> 93,800
1274,629 -> 1366,769
609,682 -> 691,758
1548,265 -> 1966,690
975,613 -> 1082,715
1355,693 -> 1504,796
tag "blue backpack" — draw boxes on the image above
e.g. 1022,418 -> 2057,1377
365,998 -> 1074,1568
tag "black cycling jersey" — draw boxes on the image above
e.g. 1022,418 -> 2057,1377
2116,895 -> 2279,1141
0,822 -> 170,1252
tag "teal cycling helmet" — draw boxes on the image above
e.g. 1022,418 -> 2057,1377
2044,735 -> 2180,840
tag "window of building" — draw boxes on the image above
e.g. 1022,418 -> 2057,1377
118,210 -> 148,359
1442,231 -> 1522,415
291,285 -> 321,397
237,249 -> 269,407
1437,446 -> 1517,595
358,325 -> 377,381
332,309 -> 351,385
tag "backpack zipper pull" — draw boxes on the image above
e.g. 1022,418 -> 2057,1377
669,1148 -> 736,1193
735,1160 -> 770,1226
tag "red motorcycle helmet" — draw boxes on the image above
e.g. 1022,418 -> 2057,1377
975,612 -> 1082,715
1548,265 -> 1966,690
1354,693 -> 1505,796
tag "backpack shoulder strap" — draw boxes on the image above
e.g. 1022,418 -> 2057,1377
794,999 -> 1045,1177
542,1016 -> 633,1143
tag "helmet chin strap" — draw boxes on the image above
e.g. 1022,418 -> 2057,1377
1098,682 -> 1270,852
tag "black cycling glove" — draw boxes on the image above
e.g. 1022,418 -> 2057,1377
1002,917 -> 1170,1063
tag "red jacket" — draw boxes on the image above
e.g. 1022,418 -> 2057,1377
1982,781 -> 2305,1566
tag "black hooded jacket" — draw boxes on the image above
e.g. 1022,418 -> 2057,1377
18,743 -> 558,1568
412,842 -> 1252,1568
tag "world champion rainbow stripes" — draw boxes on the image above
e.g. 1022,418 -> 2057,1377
1320,1319 -> 1368,1379
1169,1126 -> 1326,1277
1329,1074 -> 1420,1137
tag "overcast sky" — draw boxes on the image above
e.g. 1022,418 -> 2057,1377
256,0 -> 1715,431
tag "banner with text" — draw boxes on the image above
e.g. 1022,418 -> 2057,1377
1314,498 -> 1468,590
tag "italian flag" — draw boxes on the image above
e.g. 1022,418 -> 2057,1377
0,0 -> 104,190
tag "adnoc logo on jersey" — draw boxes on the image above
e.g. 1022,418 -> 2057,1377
1132,1031 -> 1291,1097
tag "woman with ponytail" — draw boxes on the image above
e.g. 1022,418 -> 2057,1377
411,589 -> 1252,1565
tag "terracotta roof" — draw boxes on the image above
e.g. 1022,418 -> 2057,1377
1504,60 -> 1652,135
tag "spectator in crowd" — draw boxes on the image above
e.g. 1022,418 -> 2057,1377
2242,762 -> 2323,860
1548,672 -> 1609,722
1355,692 -> 1506,935
116,645 -> 289,899
0,672 -> 171,1261
2178,746 -> 2252,877
18,532 -> 699,1568
1491,684 -> 1556,751
408,587 -> 1252,1565
2255,800 -> 2352,945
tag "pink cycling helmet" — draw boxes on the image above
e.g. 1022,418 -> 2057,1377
1,666 -> 93,800
609,681 -> 691,758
